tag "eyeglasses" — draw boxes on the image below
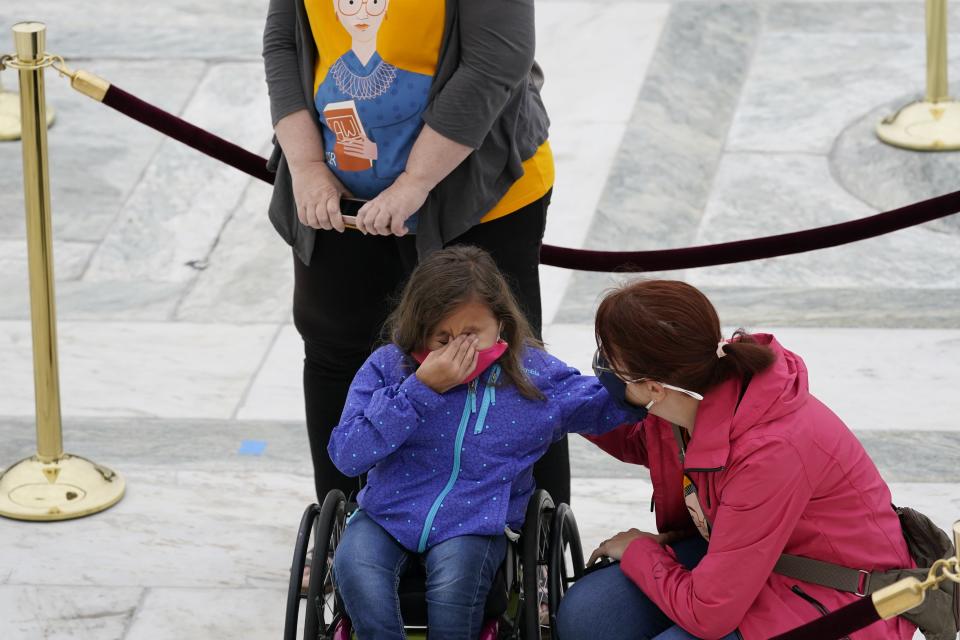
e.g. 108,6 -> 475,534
592,348 -> 645,383
338,0 -> 386,17
592,348 -> 705,401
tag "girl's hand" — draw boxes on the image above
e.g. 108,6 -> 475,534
289,160 -> 353,232
415,335 -> 479,394
587,529 -> 681,565
355,172 -> 430,237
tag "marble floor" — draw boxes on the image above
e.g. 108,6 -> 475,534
1,1 -> 959,638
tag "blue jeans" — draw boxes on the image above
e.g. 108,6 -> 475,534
332,510 -> 507,640
557,537 -> 739,640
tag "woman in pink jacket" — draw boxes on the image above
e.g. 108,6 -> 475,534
556,280 -> 915,640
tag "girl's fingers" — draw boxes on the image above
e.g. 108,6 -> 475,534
457,336 -> 480,369
451,335 -> 472,367
465,348 -> 479,377
437,336 -> 460,365
462,340 -> 478,373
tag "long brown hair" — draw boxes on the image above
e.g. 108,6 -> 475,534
384,245 -> 545,401
594,280 -> 775,394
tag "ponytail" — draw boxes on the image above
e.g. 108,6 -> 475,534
715,329 -> 777,386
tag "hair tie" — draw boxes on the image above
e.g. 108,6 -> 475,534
716,341 -> 728,358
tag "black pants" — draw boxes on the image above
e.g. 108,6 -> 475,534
292,192 -> 570,506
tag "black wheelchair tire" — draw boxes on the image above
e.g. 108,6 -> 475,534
548,503 -> 585,638
521,489 -> 555,639
284,503 -> 320,640
303,490 -> 347,640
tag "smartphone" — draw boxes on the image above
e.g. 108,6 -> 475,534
340,197 -> 366,229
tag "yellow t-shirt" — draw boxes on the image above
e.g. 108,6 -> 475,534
304,0 -> 553,224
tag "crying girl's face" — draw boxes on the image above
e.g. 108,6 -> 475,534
425,300 -> 500,352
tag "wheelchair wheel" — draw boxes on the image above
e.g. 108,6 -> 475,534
303,490 -> 347,640
520,489 -> 554,639
548,503 -> 584,638
284,502 -> 320,640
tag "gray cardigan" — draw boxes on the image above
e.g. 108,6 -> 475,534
262,0 -> 550,265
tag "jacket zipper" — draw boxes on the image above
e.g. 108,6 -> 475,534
417,372 -> 492,552
791,585 -> 851,640
473,365 -> 500,434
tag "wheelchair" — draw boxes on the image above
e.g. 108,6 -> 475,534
283,488 -> 585,640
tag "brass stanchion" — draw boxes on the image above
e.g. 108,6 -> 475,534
0,22 -> 124,521
0,56 -> 55,141
877,0 -> 960,150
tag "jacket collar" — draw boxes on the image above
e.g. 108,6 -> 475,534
681,375 -> 742,471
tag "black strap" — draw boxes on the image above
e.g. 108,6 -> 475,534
774,554 -> 873,596
671,424 -> 686,464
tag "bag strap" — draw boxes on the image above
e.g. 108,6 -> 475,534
671,424 -> 687,464
773,554 -> 874,597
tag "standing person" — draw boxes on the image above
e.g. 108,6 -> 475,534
556,280 -> 916,640
261,0 -> 569,512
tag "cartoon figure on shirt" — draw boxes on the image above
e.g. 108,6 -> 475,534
316,0 -> 434,201
683,475 -> 712,541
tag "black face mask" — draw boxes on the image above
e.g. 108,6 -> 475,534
593,357 -> 649,422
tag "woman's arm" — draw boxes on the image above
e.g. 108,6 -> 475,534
356,0 -> 537,235
328,358 -> 446,477
583,422 -> 650,466
274,109 -> 325,167
262,0 -> 307,127
618,438 -> 814,638
263,0 -> 351,231
422,0 -> 537,149
274,110 -> 352,232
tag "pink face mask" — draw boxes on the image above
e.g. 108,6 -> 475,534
412,339 -> 509,384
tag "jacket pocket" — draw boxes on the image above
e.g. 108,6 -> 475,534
790,586 -> 851,640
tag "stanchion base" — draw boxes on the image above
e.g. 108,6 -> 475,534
0,453 -> 125,521
0,90 -> 56,141
876,99 -> 960,151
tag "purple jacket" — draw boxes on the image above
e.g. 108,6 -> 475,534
329,344 -> 631,552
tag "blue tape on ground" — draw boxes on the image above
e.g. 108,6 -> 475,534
238,439 -> 267,456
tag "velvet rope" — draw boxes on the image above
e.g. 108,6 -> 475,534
540,188 -> 960,271
101,84 -> 275,184
768,596 -> 881,640
98,82 -> 960,273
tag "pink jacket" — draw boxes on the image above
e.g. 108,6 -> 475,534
586,334 -> 916,640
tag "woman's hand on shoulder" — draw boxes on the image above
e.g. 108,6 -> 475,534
355,171 -> 430,236
289,160 -> 352,232
587,529 -> 682,565
415,335 -> 479,394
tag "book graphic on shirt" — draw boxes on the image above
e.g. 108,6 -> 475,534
323,100 -> 373,172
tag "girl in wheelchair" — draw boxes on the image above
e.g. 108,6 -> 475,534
326,245 -> 645,640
